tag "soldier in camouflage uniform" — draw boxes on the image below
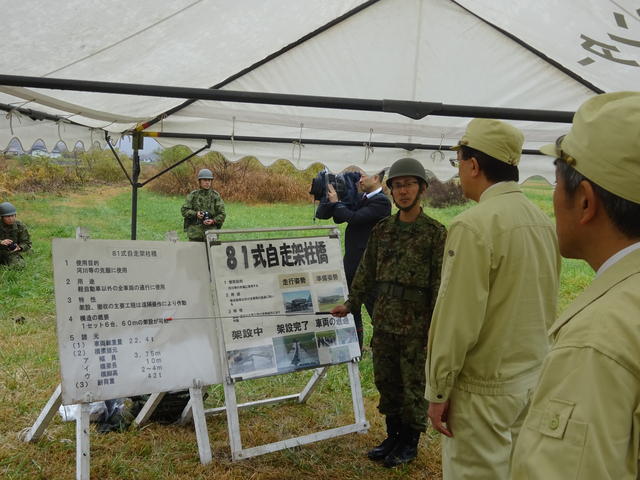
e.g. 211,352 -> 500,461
181,168 -> 226,241
331,158 -> 447,468
0,202 -> 31,268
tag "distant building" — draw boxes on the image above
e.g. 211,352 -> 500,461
2,137 -> 24,156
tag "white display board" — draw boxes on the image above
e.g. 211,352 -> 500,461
52,238 -> 221,405
209,235 -> 360,381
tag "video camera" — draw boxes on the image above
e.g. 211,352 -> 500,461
310,170 -> 362,219
200,211 -> 212,223
1,241 -> 18,251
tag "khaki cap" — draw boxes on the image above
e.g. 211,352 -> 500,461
451,118 -> 524,166
540,92 -> 640,204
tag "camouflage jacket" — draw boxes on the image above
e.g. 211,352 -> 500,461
0,220 -> 31,254
181,188 -> 226,237
346,210 -> 447,336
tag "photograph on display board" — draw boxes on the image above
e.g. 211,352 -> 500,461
330,345 -> 352,364
316,330 -> 338,364
272,332 -> 320,373
316,330 -> 337,348
316,285 -> 345,311
282,290 -> 314,314
336,326 -> 359,346
227,345 -> 276,376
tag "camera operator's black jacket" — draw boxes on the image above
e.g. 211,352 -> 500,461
326,191 -> 391,283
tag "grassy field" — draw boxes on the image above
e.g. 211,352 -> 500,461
0,182 -> 593,479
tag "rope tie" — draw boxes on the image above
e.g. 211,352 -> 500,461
363,128 -> 374,163
231,116 -> 236,155
292,122 -> 304,165
57,119 -> 65,142
5,109 -> 20,135
430,133 -> 445,162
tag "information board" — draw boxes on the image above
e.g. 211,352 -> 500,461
209,235 -> 360,381
52,239 -> 221,405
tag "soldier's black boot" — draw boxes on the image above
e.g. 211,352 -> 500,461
367,415 -> 401,461
383,426 -> 421,468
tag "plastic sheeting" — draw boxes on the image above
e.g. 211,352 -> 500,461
1,0 -> 638,183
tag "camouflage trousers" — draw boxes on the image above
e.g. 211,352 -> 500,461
185,224 -> 216,242
0,252 -> 25,269
371,330 -> 428,431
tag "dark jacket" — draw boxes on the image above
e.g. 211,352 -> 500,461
330,191 -> 391,282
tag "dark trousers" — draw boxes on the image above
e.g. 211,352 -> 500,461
346,271 -> 373,352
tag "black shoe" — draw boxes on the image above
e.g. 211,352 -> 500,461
383,428 -> 421,468
367,415 -> 401,461
368,436 -> 399,460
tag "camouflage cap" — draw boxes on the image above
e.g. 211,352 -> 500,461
540,92 -> 640,204
451,118 -> 524,166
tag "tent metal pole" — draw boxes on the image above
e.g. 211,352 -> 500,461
0,74 -> 575,123
105,134 -> 134,185
131,133 -> 143,240
139,140 -> 211,187
144,131 -> 548,156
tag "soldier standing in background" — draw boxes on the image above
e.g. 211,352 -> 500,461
331,158 -> 447,468
181,168 -> 226,241
426,119 -> 560,480
0,201 -> 31,268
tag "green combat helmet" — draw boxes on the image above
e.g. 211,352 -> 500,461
0,202 -> 17,216
386,158 -> 428,188
197,168 -> 214,180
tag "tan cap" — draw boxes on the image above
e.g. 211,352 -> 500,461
540,92 -> 640,204
451,118 -> 524,166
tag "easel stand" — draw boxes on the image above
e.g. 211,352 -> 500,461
22,229 -> 214,480
24,226 -> 369,478
139,362 -> 368,460
24,388 -> 92,480
23,381 -> 212,480
203,226 -> 369,460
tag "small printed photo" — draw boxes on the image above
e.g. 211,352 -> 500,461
316,286 -> 345,312
316,330 -> 337,348
227,345 -> 276,376
282,290 -> 314,313
330,345 -> 352,364
272,332 -> 320,373
335,326 -> 358,346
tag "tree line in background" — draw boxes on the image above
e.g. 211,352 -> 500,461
0,146 -> 466,207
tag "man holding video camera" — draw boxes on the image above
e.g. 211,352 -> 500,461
181,168 -> 226,242
325,169 -> 391,350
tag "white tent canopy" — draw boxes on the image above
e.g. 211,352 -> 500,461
1,0 -> 639,182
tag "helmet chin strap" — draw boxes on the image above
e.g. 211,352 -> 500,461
395,193 -> 421,212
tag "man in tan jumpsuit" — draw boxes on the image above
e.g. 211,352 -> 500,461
425,119 -> 561,479
512,92 -> 640,479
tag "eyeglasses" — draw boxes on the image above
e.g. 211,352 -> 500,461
449,158 -> 460,168
390,180 -> 419,190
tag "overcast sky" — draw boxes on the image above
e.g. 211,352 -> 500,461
117,135 -> 161,159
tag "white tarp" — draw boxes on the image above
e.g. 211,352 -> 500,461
1,0 -> 639,182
